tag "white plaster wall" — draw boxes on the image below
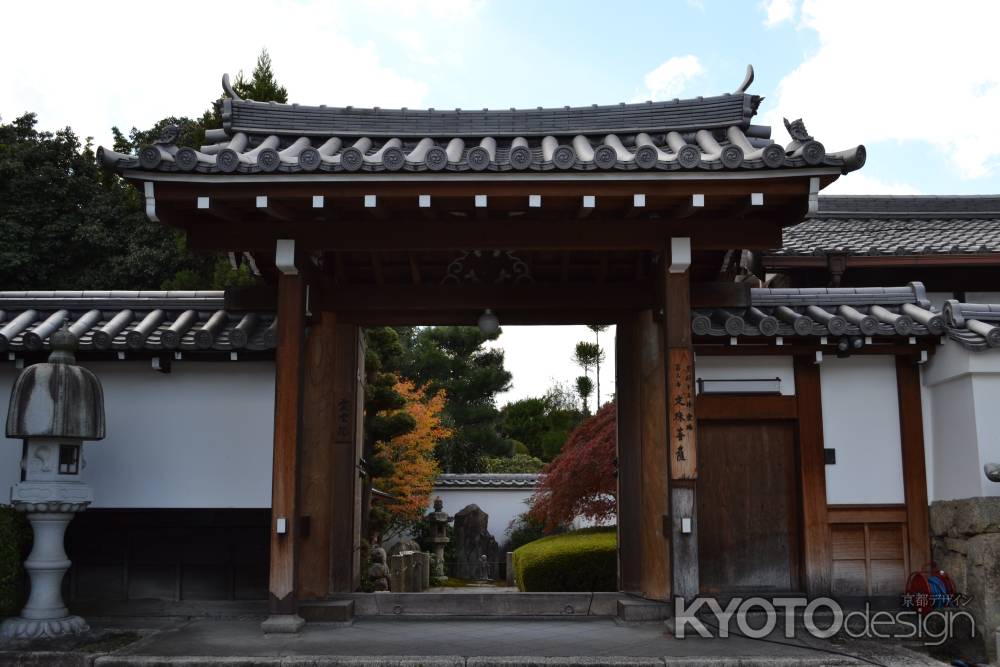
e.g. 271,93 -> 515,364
0,361 -> 275,508
694,356 -> 796,395
820,356 -> 905,504
971,374 -> 1000,498
924,342 -> 1000,500
430,488 -> 534,544
927,292 -> 953,313
919,370 -> 935,502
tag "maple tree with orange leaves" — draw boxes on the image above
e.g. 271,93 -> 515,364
371,379 -> 451,537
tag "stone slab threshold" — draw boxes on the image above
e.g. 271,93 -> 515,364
0,653 -> 940,666
300,593 -> 647,620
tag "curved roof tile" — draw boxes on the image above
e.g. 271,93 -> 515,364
98,66 -> 865,177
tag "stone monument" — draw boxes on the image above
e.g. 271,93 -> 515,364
1,328 -> 105,640
452,504 -> 501,580
428,496 -> 451,584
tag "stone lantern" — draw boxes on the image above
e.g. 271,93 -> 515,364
428,496 -> 451,584
1,328 -> 104,640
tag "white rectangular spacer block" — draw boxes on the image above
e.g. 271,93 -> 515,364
275,239 -> 298,275
776,337 -> 784,346
582,195 -> 595,208
419,194 -> 431,208
865,336 -> 873,345
117,351 -> 126,360
256,195 -> 268,208
820,336 -> 828,346
230,352 -> 239,361
751,192 -> 764,206
729,336 -> 738,346
669,237 -> 692,273
692,193 -> 705,207
174,352 -> 182,360
475,194 -> 488,208
681,517 -> 692,534
364,194 -> 377,208
312,195 -> 324,208
528,194 -> 542,208
908,336 -> 917,345
197,196 -> 210,209
276,517 -> 287,535
633,193 -> 646,207
814,350 -> 823,365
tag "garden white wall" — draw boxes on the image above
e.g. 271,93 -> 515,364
0,361 -> 275,508
820,355 -> 905,504
430,487 -> 535,545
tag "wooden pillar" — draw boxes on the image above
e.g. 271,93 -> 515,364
895,356 -> 931,572
330,324 -> 364,593
615,317 -> 641,594
266,272 -> 306,623
793,355 -> 831,595
662,242 -> 698,601
616,311 -> 671,600
297,312 -> 337,600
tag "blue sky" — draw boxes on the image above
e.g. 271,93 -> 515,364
3,0 -> 999,403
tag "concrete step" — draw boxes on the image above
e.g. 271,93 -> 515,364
300,592 -> 625,618
616,598 -> 672,622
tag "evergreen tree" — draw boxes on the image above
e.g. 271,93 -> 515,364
400,326 -> 512,473
233,49 -> 288,102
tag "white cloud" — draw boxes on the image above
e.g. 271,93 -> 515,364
0,0 -> 486,149
762,1 -> 1000,179
637,55 -> 704,101
762,0 -> 797,26
823,173 -> 922,196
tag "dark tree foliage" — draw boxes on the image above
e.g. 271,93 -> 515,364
499,392 -> 584,461
400,326 -> 512,473
0,114 -> 205,290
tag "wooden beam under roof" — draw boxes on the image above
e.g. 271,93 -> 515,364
182,218 -> 784,253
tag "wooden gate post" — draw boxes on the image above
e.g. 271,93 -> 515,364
663,238 -> 699,601
263,269 -> 307,632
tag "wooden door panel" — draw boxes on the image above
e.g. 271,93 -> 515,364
697,420 -> 800,594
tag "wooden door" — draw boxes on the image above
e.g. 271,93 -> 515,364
697,420 -> 801,594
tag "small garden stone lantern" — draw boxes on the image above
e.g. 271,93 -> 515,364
1,328 -> 104,641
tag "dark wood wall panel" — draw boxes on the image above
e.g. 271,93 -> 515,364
697,420 -> 800,594
828,505 -> 909,597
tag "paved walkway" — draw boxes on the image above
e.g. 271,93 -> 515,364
65,617 -> 941,666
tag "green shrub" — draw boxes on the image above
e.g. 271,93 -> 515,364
0,506 -> 30,617
513,527 -> 616,592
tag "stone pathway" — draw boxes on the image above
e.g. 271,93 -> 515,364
0,617 -> 943,666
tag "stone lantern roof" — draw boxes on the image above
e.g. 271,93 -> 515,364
6,327 -> 106,440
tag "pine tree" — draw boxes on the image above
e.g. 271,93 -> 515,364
233,49 -> 288,103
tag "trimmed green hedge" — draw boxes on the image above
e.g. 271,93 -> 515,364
0,506 -> 30,617
513,527 -> 616,592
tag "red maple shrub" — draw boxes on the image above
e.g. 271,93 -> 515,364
528,402 -> 617,531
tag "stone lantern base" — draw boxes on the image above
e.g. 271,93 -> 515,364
0,500 -> 91,642
0,615 -> 89,641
